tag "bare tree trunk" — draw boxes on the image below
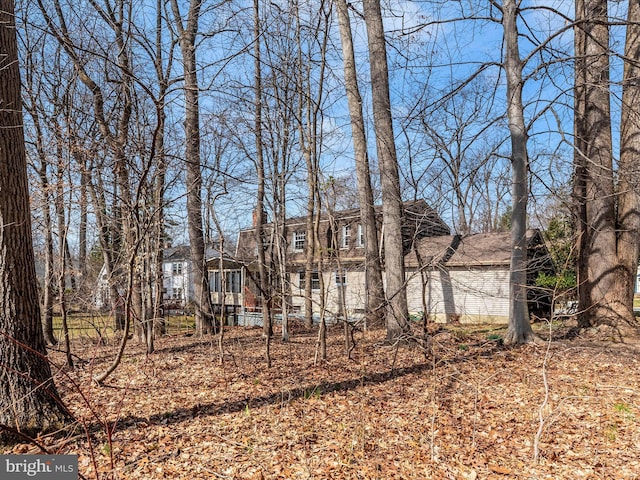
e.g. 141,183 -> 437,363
78,168 -> 89,296
362,0 -> 409,341
573,0 -> 618,328
613,1 -> 640,328
40,0 -> 140,381
502,0 -> 535,344
42,206 -> 57,345
335,0 -> 385,326
0,0 -> 71,441
170,0 -> 215,335
55,151 -> 73,366
253,0 -> 272,360
27,99 -> 57,345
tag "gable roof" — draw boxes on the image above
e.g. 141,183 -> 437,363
406,229 -> 548,268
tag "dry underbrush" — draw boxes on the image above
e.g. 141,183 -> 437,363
4,320 -> 640,479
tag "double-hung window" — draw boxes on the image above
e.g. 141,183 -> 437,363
293,231 -> 306,252
299,271 -> 320,290
356,224 -> 365,247
341,224 -> 351,248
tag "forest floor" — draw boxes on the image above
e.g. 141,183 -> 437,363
4,319 -> 640,479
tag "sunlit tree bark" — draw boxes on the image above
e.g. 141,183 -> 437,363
362,0 -> 409,341
0,0 -> 71,442
502,0 -> 535,344
335,0 -> 385,326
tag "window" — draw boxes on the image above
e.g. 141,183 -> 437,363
341,224 -> 351,248
293,231 -> 306,251
299,271 -> 320,290
172,263 -> 183,276
357,224 -> 365,247
210,270 -> 241,293
335,270 -> 347,286
172,288 -> 183,300
226,270 -> 241,293
210,271 -> 221,292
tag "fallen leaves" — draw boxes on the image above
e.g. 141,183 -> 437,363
4,323 -> 640,479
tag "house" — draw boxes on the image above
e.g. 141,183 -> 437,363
163,245 -> 195,309
94,245 -> 195,312
206,254 -> 245,323
404,230 -> 555,324
236,199 -> 451,321
636,264 -> 640,295
95,244 -> 244,319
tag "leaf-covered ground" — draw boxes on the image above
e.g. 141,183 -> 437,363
5,321 -> 640,479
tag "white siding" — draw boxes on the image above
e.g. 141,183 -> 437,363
406,267 -> 510,324
289,270 -> 368,318
163,260 -> 193,304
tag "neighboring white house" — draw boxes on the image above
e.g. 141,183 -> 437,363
162,246 -> 194,308
94,245 -> 194,311
636,265 -> 640,295
404,230 -> 554,324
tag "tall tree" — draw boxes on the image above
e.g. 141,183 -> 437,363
574,0 -> 640,332
362,0 -> 409,341
253,0 -> 273,349
0,0 -> 71,441
501,0 -> 535,344
616,0 -> 640,327
170,0 -> 216,335
335,0 -> 385,325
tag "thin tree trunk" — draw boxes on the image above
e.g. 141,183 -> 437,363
254,0 -> 272,360
171,0 -> 215,335
55,155 -> 73,367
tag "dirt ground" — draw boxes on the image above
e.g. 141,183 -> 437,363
4,320 -> 640,479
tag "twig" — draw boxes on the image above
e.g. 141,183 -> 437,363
533,320 -> 553,462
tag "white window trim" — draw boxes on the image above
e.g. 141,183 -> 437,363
293,231 -> 305,252
341,225 -> 351,249
356,224 -> 364,248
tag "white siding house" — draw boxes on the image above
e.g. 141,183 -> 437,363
162,246 -> 194,308
405,230 -> 554,324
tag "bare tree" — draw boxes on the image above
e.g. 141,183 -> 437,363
574,0 -> 640,332
616,0 -> 640,328
362,0 -> 409,341
252,0 -> 274,358
335,0 -> 385,326
0,0 -> 71,441
170,0 -> 216,335
501,0 -> 535,344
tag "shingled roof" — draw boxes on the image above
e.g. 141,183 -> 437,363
406,229 -> 547,268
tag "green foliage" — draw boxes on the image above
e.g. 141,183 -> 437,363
535,270 -> 576,291
497,206 -> 512,232
304,386 -> 322,400
486,333 -> 503,345
604,424 -> 618,442
544,214 -> 575,267
101,443 -> 111,456
539,212 -> 577,296
614,402 -> 632,414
